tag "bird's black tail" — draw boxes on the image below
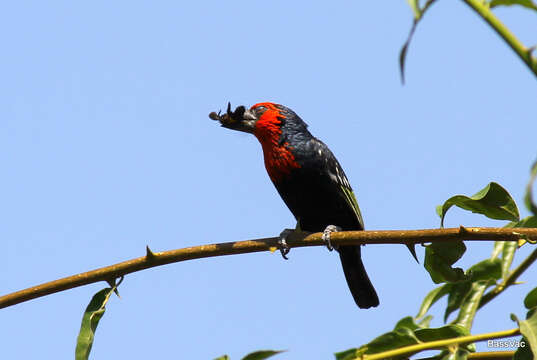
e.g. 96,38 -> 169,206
338,245 -> 379,309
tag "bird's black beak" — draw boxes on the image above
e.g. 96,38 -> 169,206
209,102 -> 257,134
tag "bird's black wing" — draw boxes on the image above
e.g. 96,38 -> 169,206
309,137 -> 365,230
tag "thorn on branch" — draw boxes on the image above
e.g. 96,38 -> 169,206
106,275 -> 124,298
459,225 -> 470,235
146,245 -> 156,260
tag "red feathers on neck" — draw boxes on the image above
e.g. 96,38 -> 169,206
250,102 -> 301,182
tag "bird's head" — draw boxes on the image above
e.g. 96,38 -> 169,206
210,101 -> 309,181
209,102 -> 309,142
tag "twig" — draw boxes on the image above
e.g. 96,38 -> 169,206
480,247 -> 537,308
361,328 -> 520,360
468,351 -> 516,359
417,350 -> 515,360
1,227 -> 536,309
462,0 -> 537,78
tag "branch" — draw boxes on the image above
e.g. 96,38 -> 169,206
361,328 -> 520,360
1,227 -> 536,309
480,246 -> 537,308
417,351 -> 515,360
468,351 -> 516,359
462,0 -> 537,79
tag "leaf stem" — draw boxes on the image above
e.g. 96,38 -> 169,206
480,247 -> 537,308
462,0 -> 537,78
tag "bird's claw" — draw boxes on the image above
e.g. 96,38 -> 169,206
278,238 -> 290,260
278,229 -> 294,260
322,225 -> 341,251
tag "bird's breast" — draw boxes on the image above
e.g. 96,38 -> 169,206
260,141 -> 301,183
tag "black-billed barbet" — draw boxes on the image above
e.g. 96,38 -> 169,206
210,102 -> 379,309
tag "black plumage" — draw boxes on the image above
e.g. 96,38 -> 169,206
212,102 -> 379,309
271,106 -> 379,309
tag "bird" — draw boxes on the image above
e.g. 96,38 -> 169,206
209,102 -> 379,309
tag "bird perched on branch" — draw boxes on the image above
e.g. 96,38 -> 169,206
209,102 -> 379,309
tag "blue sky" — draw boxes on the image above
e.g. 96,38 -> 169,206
1,1 -> 536,359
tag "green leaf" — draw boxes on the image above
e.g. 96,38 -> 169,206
414,324 -> 470,342
424,241 -> 467,284
514,337 -> 533,360
507,216 -> 537,228
395,316 -> 421,331
437,182 -> 520,227
443,259 -> 501,322
214,356 -> 230,360
501,241 -> 517,278
490,0 -> 537,11
407,0 -> 422,19
400,0 -> 437,84
525,159 -> 537,215
466,258 -> 502,281
455,281 -> 489,330
334,348 -> 358,360
491,241 -> 505,260
418,315 -> 433,328
525,287 -> 537,310
395,316 -> 430,332
75,287 -> 115,360
352,324 -> 474,360
501,215 -> 533,277
439,348 -> 470,360
415,325 -> 474,357
506,216 -> 537,247
445,282 -> 472,322
358,328 -> 420,356
241,350 -> 285,360
513,310 -> 537,359
417,284 -> 452,318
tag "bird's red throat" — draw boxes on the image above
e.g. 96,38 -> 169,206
252,103 -> 301,182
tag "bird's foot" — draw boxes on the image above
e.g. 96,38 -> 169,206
322,225 -> 341,251
278,229 -> 294,260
